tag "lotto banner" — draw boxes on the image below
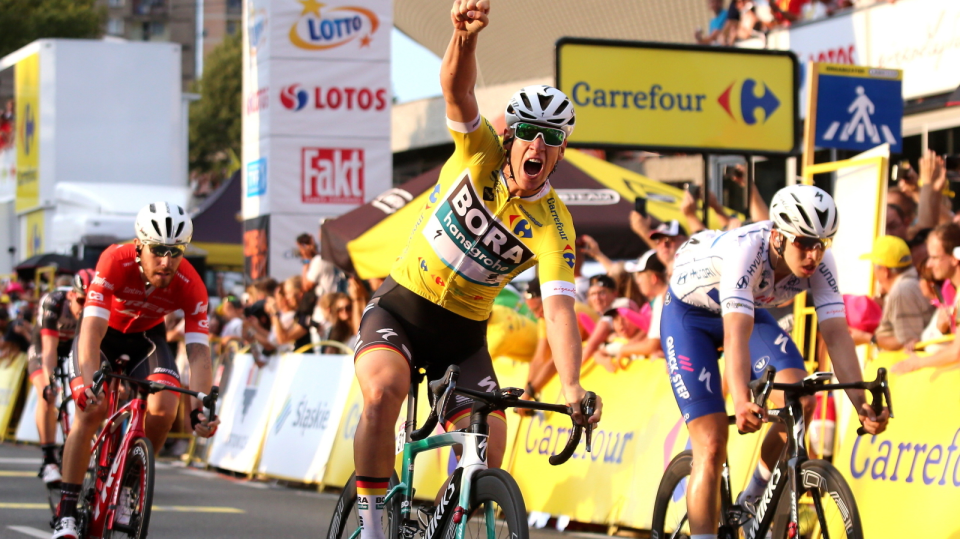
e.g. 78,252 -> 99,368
557,39 -> 798,155
258,353 -> 354,482
206,353 -> 280,474
510,358 -> 762,528
836,352 -> 960,539
0,354 -> 27,440
242,0 -> 392,279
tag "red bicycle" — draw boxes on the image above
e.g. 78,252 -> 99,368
74,361 -> 218,539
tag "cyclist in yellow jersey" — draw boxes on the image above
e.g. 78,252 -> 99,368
351,3 -> 601,539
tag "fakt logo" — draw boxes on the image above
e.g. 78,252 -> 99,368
301,148 -> 364,204
289,0 -> 380,51
718,79 -> 780,125
280,84 -> 309,111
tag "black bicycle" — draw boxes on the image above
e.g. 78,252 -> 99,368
326,364 -> 596,539
652,366 -> 891,539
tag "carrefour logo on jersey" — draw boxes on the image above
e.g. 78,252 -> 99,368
289,0 -> 380,51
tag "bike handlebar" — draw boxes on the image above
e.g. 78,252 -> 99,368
90,361 -> 219,423
411,365 -> 597,466
733,366 -> 892,437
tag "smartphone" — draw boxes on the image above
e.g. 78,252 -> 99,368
634,196 -> 647,217
685,183 -> 701,200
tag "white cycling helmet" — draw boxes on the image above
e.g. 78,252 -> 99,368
504,85 -> 576,137
135,202 -> 193,245
770,185 -> 839,239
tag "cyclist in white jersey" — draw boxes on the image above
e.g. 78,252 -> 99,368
659,184 -> 889,539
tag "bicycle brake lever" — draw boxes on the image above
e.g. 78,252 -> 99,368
582,392 -> 597,452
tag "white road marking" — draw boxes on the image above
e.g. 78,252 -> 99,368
0,458 -> 42,464
7,526 -> 50,538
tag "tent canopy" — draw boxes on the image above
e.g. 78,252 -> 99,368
322,149 -> 734,279
191,172 -> 243,269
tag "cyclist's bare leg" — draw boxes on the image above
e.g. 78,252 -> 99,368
354,349 -> 409,478
686,412 -> 729,535
60,400 -> 109,484
144,390 -> 180,452
32,375 -> 58,445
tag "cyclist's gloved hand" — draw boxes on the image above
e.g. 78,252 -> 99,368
858,402 -> 890,435
190,408 -> 220,438
734,400 -> 766,433
74,385 -> 104,412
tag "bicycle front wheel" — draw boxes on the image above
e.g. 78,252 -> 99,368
106,437 -> 155,539
326,472 -> 400,539
771,459 -> 862,539
440,469 -> 528,539
651,450 -> 692,539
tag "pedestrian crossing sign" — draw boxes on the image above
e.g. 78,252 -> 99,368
813,64 -> 903,153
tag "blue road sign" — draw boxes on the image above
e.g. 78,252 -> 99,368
814,65 -> 903,153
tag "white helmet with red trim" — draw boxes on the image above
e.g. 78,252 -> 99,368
135,202 -> 193,245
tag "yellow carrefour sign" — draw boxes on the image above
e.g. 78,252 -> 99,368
557,39 -> 798,155
15,52 -> 40,212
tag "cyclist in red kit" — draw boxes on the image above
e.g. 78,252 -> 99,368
52,202 -> 220,539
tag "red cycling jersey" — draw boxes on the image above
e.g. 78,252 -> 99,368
84,244 -> 210,346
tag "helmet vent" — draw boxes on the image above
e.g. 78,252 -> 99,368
520,92 -> 532,111
815,208 -> 830,230
553,99 -> 569,115
537,93 -> 553,111
149,203 -> 156,213
177,206 -> 184,215
165,217 -> 173,238
151,221 -> 163,238
795,206 -> 813,229
174,222 -> 185,238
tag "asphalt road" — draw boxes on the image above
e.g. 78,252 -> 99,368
0,442 -> 596,539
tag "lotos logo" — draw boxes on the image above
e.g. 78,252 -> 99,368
280,84 -> 309,111
289,0 -> 380,51
718,79 -> 780,125
509,215 -> 532,238
301,147 -> 364,204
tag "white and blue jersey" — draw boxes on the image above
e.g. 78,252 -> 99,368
660,221 -> 846,423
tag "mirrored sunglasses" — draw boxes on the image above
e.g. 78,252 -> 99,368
513,122 -> 565,147
147,243 -> 187,258
780,230 -> 831,251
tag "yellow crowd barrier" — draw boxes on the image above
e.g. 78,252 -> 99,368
835,351 -> 960,539
0,353 -> 28,441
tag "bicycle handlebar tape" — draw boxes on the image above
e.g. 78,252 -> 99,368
549,407 -> 583,466
206,386 -> 220,420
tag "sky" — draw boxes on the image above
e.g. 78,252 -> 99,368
390,28 -> 443,104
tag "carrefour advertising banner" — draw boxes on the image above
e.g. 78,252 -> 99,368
557,39 -> 798,155
242,0 -> 391,279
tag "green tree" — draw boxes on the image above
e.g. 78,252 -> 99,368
0,0 -> 104,58
189,32 -> 241,175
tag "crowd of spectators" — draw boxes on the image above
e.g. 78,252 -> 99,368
0,100 -> 15,152
696,0 -> 900,46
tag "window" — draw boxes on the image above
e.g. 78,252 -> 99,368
227,21 -> 238,35
108,0 -> 124,7
107,17 -> 125,35
149,21 -> 165,38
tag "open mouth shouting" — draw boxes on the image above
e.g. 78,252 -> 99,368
522,157 -> 544,178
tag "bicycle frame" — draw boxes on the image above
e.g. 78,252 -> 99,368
83,378 -> 150,539
55,361 -> 73,440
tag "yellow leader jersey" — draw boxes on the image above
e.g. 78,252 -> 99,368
391,115 -> 578,321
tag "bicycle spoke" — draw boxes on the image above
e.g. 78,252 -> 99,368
797,488 -> 850,539
462,501 -> 510,539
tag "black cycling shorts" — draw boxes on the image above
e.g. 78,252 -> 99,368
27,342 -> 72,383
355,277 -> 505,429
69,323 -> 181,394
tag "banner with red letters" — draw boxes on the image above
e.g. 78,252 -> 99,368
241,0 -> 392,279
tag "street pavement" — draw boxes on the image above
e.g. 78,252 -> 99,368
0,442 -> 597,539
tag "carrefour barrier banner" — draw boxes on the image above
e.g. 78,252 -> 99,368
511,358 -> 762,528
0,354 -> 27,440
242,0 -> 391,279
836,352 -> 960,539
557,39 -> 798,155
258,353 -> 354,482
207,353 -> 279,474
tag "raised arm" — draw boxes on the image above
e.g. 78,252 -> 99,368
441,0 -> 489,124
